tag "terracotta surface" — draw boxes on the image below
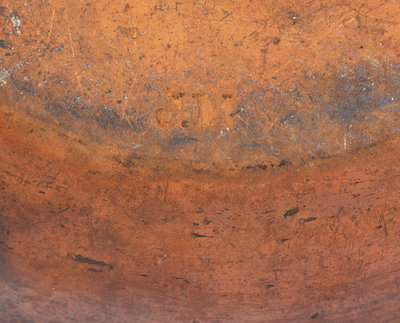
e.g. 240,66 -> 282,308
1,0 -> 400,321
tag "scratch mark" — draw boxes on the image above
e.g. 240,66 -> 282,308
68,28 -> 76,58
48,8 -> 55,42
66,16 -> 83,94
222,12 -> 232,20
163,179 -> 169,202
379,189 -> 389,237
54,206 -> 70,214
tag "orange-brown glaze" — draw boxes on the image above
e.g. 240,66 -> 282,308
1,0 -> 400,321
1,105 -> 400,321
1,0 -> 400,168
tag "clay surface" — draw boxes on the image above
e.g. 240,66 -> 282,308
1,0 -> 400,321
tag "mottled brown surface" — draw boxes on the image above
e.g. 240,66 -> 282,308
1,0 -> 400,322
2,0 -> 400,168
